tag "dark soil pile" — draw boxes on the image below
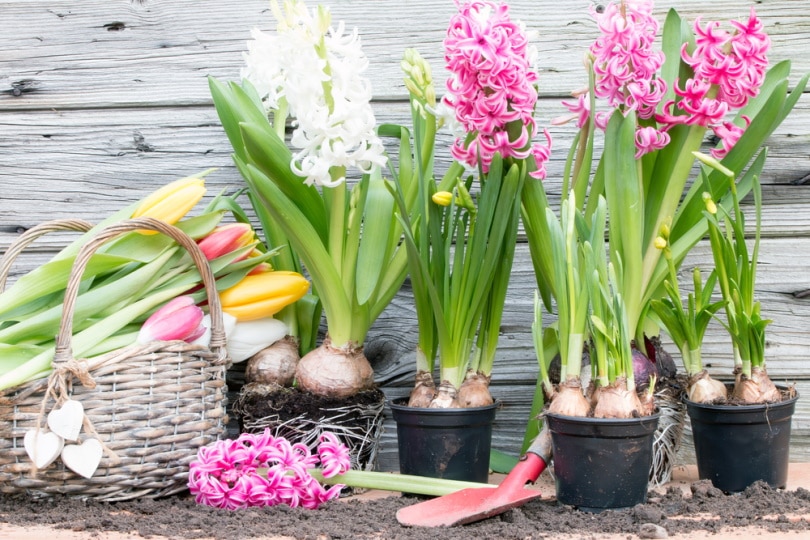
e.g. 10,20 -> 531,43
1,480 -> 809,539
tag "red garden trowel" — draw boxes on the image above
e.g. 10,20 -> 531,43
396,425 -> 553,527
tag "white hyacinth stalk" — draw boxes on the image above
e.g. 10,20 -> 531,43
242,0 -> 385,187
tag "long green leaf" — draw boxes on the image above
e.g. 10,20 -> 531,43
239,122 -> 329,245
355,176 -> 395,305
242,164 -> 352,345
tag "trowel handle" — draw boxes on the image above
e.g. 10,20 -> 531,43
498,424 -> 552,492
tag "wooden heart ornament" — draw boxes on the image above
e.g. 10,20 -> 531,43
61,438 -> 103,479
47,399 -> 85,441
23,429 -> 64,469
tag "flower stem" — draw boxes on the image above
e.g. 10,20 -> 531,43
308,469 -> 495,497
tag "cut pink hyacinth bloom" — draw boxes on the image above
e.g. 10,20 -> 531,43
317,432 -> 352,478
188,429 -> 350,510
197,223 -> 255,261
137,296 -> 206,344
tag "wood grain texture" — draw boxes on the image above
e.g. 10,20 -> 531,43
1,0 -> 809,468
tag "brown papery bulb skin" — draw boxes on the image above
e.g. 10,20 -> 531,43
592,377 -> 645,419
733,366 -> 781,404
294,337 -> 374,398
429,380 -> 461,409
548,378 -> 591,417
245,336 -> 300,387
408,370 -> 436,408
687,370 -> 728,404
457,370 -> 494,408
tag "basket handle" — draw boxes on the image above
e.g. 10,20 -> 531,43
53,217 -> 227,366
0,219 -> 94,292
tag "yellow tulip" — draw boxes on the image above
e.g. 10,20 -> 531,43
220,271 -> 309,321
132,176 -> 207,230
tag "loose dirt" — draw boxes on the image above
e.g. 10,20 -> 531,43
2,472 -> 810,539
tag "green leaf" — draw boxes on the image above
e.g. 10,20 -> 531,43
239,122 -> 329,245
603,110 -> 644,338
242,164 -> 352,345
0,254 -> 135,318
355,176 -> 395,306
489,449 -> 519,474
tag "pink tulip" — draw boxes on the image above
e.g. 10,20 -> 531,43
197,223 -> 255,261
137,296 -> 206,344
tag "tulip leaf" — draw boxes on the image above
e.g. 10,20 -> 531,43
0,254 -> 134,319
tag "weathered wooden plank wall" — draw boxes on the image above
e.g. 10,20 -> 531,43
1,0 -> 809,471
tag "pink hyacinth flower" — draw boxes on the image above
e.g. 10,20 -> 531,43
197,223 -> 255,261
137,296 -> 206,344
317,432 -> 352,478
188,428 -> 353,511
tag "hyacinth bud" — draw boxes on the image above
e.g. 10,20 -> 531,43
432,191 -> 453,207
220,271 -> 310,321
702,192 -> 718,215
197,223 -> 256,261
137,296 -> 206,344
654,236 -> 668,250
131,177 -> 206,231
659,218 -> 671,241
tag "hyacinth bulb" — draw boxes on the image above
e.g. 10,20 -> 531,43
408,370 -> 436,408
457,370 -> 493,408
687,370 -> 728,404
548,378 -> 590,417
592,377 -> 645,419
429,381 -> 461,409
137,296 -> 206,344
732,366 -> 781,404
245,336 -> 300,387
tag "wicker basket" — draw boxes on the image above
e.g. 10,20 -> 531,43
0,217 -> 231,500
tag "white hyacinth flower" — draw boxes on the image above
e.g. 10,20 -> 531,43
241,0 -> 386,187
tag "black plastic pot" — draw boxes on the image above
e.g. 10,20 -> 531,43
389,398 -> 497,483
546,411 -> 661,511
686,390 -> 799,493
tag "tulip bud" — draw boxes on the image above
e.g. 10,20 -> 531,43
432,191 -> 453,207
191,312 -> 237,349
247,248 -> 274,275
197,223 -> 256,261
227,317 -> 289,362
137,296 -> 206,344
220,271 -> 310,321
131,177 -> 206,231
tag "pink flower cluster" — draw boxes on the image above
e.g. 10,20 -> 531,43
662,8 -> 769,158
188,430 -> 351,511
443,0 -> 551,179
590,0 -> 666,122
564,1 -> 770,159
